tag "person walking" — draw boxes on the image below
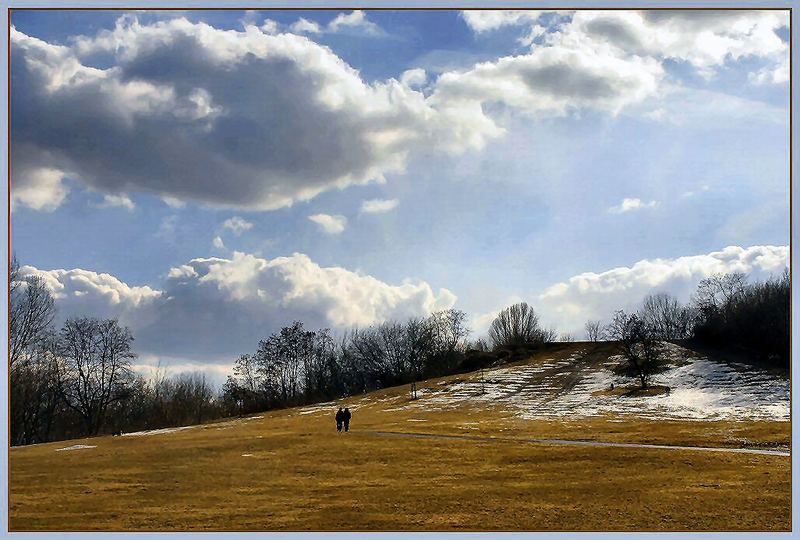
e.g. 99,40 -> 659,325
335,407 -> 344,433
343,407 -> 352,432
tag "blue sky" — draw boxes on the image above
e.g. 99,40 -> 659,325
10,9 -> 790,383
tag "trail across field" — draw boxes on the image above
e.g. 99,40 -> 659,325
359,430 -> 791,457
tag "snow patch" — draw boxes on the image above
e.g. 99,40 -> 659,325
391,346 -> 788,421
122,426 -> 195,437
56,444 -> 96,451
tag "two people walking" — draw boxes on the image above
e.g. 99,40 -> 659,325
335,407 -> 352,433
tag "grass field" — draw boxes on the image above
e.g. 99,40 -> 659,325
9,344 -> 791,531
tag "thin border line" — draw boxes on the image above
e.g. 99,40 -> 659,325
5,5 -> 794,534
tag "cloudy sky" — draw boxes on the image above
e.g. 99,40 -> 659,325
11,9 -> 790,384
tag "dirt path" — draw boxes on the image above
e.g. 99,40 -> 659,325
358,430 -> 791,457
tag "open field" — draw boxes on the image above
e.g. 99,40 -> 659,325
9,343 -> 790,531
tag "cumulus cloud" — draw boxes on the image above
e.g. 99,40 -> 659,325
21,252 -> 457,360
430,39 -> 664,120
400,68 -> 427,88
12,12 -> 786,213
328,10 -> 383,35
749,56 -> 789,85
289,18 -> 322,34
212,235 -> 226,249
17,265 -> 162,323
260,19 -> 280,35
222,216 -> 253,235
566,10 -> 787,76
360,198 -> 399,214
96,194 -> 135,211
11,18 -> 491,212
538,245 -> 789,333
608,198 -> 659,214
460,10 -> 550,33
11,166 -> 70,212
308,213 -> 347,234
522,10 -> 788,81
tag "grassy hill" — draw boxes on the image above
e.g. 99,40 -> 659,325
9,342 -> 790,531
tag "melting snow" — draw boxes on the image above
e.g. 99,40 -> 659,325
56,444 -> 96,451
398,346 -> 788,421
122,426 -> 195,437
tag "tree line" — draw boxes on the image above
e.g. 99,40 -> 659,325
10,253 -> 789,445
588,269 -> 789,389
10,258 -> 225,445
221,310 -> 472,414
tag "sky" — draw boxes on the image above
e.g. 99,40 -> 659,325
10,9 -> 790,386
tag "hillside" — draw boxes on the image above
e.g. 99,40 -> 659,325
9,342 -> 790,531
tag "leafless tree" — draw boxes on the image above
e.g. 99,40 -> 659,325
584,320 -> 602,342
693,272 -> 747,313
640,293 -> 693,340
57,317 -> 136,436
605,310 -> 667,388
488,302 -> 547,350
10,257 -> 56,370
10,341 -> 61,445
405,317 -> 432,399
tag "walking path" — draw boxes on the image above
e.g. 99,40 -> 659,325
359,430 -> 790,457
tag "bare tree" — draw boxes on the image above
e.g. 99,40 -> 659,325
584,320 -> 602,342
488,302 -> 546,350
640,293 -> 693,340
693,272 -> 747,313
10,257 -> 56,370
427,309 -> 470,375
57,318 -> 136,436
10,341 -> 61,445
605,310 -> 667,389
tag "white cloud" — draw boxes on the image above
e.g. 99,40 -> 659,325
222,216 -> 253,235
212,236 -> 226,249
12,12 -> 786,213
11,166 -> 69,212
133,355 -> 232,388
96,193 -> 135,211
430,41 -> 664,120
289,11 -> 383,37
260,19 -> 280,35
538,245 -> 789,334
161,196 -> 186,209
22,251 -> 457,361
749,56 -> 789,85
12,19 -> 486,211
608,198 -> 659,214
544,10 -> 788,78
400,68 -> 427,88
289,18 -> 322,34
18,265 -> 162,323
308,213 -> 347,234
460,10 -> 550,33
328,10 -> 382,35
360,198 -> 399,214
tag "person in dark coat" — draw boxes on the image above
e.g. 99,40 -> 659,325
335,407 -> 344,433
343,407 -> 352,432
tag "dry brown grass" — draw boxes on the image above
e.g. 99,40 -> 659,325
10,403 -> 790,531
9,343 -> 791,531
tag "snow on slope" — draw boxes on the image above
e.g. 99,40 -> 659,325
393,344 -> 789,421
